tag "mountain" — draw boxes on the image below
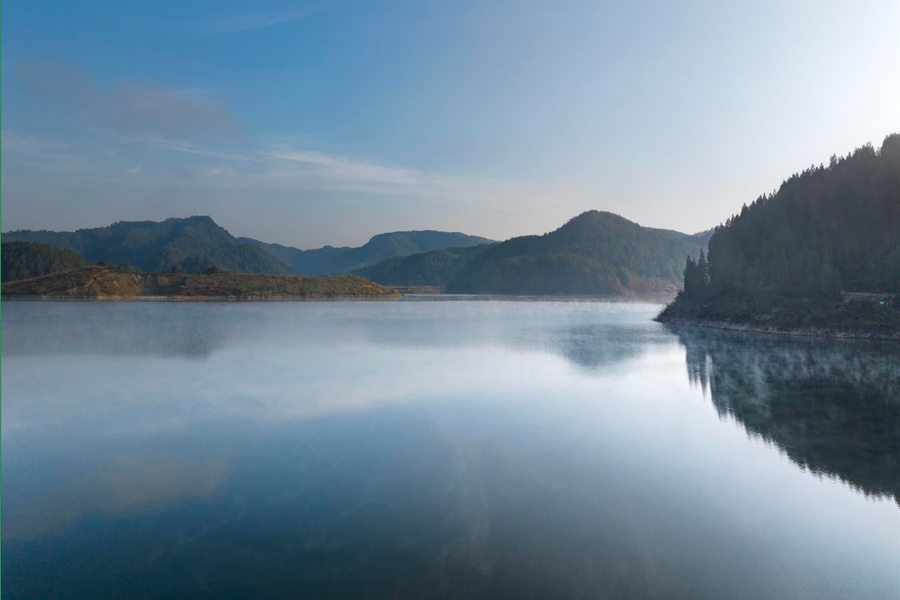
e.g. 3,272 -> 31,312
2,241 -> 86,283
685,228 -> 715,248
353,244 -> 496,287
4,216 -> 295,275
240,230 -> 495,275
659,133 -> 900,335
446,211 -> 706,295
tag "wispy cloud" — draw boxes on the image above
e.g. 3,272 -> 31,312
16,60 -> 238,140
207,8 -> 314,33
127,136 -> 569,214
2,132 -> 70,159
1,132 -> 85,172
4,127 -> 573,218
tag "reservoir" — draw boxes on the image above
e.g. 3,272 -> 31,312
2,300 -> 898,599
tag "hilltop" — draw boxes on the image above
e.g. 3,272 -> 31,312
658,133 -> 900,337
445,211 -> 706,295
4,216 -> 295,275
240,230 -> 494,275
1,266 -> 401,300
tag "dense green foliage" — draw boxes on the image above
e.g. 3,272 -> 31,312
1,241 -> 86,282
5,216 -> 295,275
447,211 -> 706,295
686,134 -> 899,301
353,244 -> 494,286
1,266 -> 401,299
676,326 -> 900,502
661,134 -> 900,333
240,230 -> 495,275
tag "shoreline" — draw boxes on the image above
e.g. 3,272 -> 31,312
1,294 -> 404,302
3,293 -> 676,303
655,315 -> 900,341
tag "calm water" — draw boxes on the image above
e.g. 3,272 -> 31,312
2,300 -> 898,599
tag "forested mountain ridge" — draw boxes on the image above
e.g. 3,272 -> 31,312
353,244 -> 496,287
659,133 -> 900,335
240,230 -> 495,275
2,241 -> 86,282
4,216 -> 295,275
445,211 -> 707,295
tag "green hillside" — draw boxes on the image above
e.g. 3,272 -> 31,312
240,230 -> 494,275
2,241 -> 86,282
447,211 -> 705,295
1,266 -> 401,300
659,133 -> 900,334
4,216 -> 295,275
353,244 -> 495,286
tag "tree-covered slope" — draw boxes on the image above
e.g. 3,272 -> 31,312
240,230 -> 495,275
660,133 -> 900,333
447,211 -> 705,295
2,241 -> 86,282
1,266 -> 401,299
4,216 -> 295,275
709,134 -> 900,298
353,244 -> 495,286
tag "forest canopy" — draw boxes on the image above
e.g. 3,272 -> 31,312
661,133 -> 900,333
1,241 -> 86,283
683,133 -> 900,301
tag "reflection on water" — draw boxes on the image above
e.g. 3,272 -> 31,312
2,302 -> 898,600
4,454 -> 229,542
1,302 -> 237,358
673,326 -> 900,504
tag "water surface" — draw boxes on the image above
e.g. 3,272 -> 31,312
3,301 -> 898,599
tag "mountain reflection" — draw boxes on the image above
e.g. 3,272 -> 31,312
672,326 -> 900,503
1,302 -> 239,359
3,302 -> 672,372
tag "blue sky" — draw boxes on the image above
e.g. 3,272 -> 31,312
3,0 -> 898,248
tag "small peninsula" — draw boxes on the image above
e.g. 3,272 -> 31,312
657,134 -> 900,339
1,267 -> 402,300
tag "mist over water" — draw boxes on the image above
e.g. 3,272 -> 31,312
2,301 -> 898,599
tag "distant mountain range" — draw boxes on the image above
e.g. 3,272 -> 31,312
4,216 -> 295,275
353,244 -> 496,287
3,213 -> 712,296
3,218 -> 493,277
439,211 -> 707,295
239,231 -> 495,275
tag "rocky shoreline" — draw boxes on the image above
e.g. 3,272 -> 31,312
655,315 -> 900,340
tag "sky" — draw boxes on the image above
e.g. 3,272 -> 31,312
3,0 -> 898,249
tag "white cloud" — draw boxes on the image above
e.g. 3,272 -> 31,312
207,8 -> 314,33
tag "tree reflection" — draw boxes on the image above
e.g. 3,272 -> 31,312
672,326 -> 900,503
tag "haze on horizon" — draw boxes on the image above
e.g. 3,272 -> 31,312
2,0 -> 898,249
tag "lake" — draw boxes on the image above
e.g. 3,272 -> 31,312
2,300 -> 898,599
